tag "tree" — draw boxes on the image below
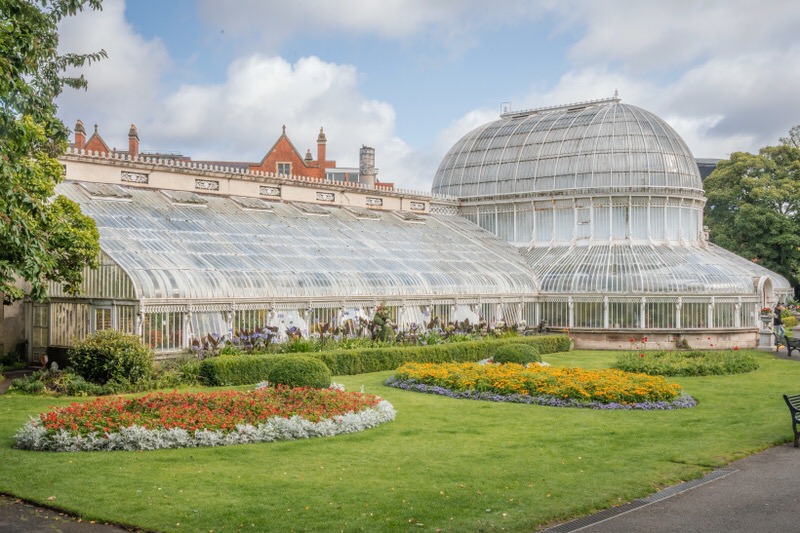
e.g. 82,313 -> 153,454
0,0 -> 106,303
780,125 -> 800,148
703,138 -> 800,294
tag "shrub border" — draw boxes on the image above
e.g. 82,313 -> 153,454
200,335 -> 570,386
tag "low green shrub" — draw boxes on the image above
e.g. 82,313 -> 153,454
199,354 -> 282,386
280,338 -> 319,353
267,356 -> 332,389
492,343 -> 541,365
317,335 -> 568,375
68,330 -> 154,385
11,357 -> 205,396
198,335 -> 570,386
10,368 -> 111,396
784,314 -> 798,331
614,349 -> 759,376
0,349 -> 26,371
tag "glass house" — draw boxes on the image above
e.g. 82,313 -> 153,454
18,96 -> 791,358
34,179 -> 537,357
432,96 -> 792,348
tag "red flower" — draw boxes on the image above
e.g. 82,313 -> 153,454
639,353 -> 645,358
36,388 -> 384,438
629,338 -> 635,343
734,346 -> 739,351
642,336 -> 648,343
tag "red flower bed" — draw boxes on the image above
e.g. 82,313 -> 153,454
39,387 -> 383,437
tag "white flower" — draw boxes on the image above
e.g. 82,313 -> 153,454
13,401 -> 397,452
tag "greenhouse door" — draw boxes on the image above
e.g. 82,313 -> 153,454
31,304 -> 49,362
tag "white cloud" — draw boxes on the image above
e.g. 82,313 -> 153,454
56,0 -> 170,141
661,47 -> 800,155
52,0 -> 800,195
562,0 -> 800,72
54,1 -> 434,188
196,0 -> 553,53
434,0 -> 800,164
151,54 -> 401,172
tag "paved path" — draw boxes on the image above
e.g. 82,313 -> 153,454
544,443 -> 800,532
0,495 -> 137,532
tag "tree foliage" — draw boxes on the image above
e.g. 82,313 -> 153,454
703,139 -> 800,293
0,0 -> 105,302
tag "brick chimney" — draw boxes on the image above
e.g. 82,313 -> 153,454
74,119 -> 86,150
316,127 -> 326,168
128,124 -> 139,158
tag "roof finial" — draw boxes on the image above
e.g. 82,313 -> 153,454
282,124 -> 286,135
614,89 -> 619,99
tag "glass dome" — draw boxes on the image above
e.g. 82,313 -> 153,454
431,97 -> 793,312
432,97 -> 704,200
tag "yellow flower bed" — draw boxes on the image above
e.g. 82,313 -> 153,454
394,362 -> 683,404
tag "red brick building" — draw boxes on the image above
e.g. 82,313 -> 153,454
248,126 -> 335,179
72,120 -> 336,181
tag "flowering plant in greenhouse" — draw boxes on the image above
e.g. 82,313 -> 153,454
385,362 -> 694,410
15,387 -> 395,452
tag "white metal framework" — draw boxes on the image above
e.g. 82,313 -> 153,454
38,181 -> 538,353
432,97 -> 792,334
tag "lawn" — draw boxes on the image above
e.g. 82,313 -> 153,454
0,349 -> 797,532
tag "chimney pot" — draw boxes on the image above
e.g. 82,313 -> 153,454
74,119 -> 86,149
128,123 -> 139,158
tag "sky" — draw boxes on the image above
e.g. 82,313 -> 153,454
55,0 -> 800,193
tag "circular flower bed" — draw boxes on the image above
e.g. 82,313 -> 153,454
15,387 -> 395,452
385,362 -> 695,410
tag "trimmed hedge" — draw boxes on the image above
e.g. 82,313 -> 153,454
492,343 -> 541,365
199,335 -> 570,386
199,354 -> 283,386
267,356 -> 332,389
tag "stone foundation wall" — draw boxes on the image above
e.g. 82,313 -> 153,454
571,328 -> 759,351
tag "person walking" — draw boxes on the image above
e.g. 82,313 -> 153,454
774,303 -> 786,338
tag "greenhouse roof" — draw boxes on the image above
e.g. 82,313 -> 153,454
522,242 -> 793,296
57,182 -> 539,303
432,98 -> 704,200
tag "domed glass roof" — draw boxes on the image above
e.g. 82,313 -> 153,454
432,97 -> 704,200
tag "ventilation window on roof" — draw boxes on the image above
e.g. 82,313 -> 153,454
161,190 -> 208,206
291,202 -> 330,216
77,182 -> 132,201
231,196 -> 274,211
393,210 -> 426,223
342,206 -> 381,220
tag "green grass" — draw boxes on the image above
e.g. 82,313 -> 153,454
0,349 -> 797,532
